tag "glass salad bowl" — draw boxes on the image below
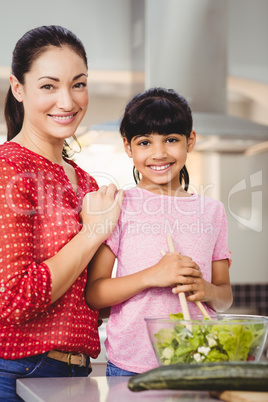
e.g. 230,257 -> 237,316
145,314 -> 268,366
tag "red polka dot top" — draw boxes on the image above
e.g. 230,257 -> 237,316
0,142 -> 100,360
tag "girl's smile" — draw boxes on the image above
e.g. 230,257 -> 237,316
149,163 -> 173,171
123,131 -> 196,195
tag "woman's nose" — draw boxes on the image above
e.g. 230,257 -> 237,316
57,89 -> 74,111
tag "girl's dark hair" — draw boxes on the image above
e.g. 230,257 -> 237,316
5,25 -> 87,157
120,87 -> 193,190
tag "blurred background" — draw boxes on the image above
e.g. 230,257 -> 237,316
0,0 -> 268,366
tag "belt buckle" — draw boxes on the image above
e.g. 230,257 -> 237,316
79,353 -> 87,367
67,353 -> 72,366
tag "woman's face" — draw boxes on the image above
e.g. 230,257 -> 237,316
16,45 -> 88,141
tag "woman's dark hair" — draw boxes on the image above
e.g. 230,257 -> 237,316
5,25 -> 87,157
120,87 -> 193,190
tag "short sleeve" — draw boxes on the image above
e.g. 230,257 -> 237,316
104,222 -> 121,257
212,202 -> 231,262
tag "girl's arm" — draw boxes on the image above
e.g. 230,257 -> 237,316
177,259 -> 233,313
86,245 -> 203,310
206,259 -> 233,312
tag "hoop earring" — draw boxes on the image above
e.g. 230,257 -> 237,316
72,135 -> 82,153
63,135 -> 82,158
133,166 -> 141,184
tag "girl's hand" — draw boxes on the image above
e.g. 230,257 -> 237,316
173,276 -> 213,301
172,259 -> 233,313
80,184 -> 124,241
148,252 -> 202,288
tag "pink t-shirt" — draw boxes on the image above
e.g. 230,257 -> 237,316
105,187 -> 230,373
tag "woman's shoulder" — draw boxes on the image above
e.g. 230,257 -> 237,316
66,158 -> 99,192
0,141 -> 39,171
0,141 -> 22,165
0,140 -> 11,153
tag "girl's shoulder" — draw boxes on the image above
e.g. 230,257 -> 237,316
196,193 -> 226,218
198,193 -> 224,207
123,187 -> 225,211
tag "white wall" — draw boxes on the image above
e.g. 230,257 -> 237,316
0,0 -> 132,70
201,151 -> 268,284
1,0 -> 268,83
228,0 -> 268,85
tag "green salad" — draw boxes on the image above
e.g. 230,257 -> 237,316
153,313 -> 266,365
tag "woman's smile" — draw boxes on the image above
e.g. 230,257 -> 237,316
48,112 -> 78,124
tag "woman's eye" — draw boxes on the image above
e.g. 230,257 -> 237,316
74,82 -> 87,89
41,84 -> 54,90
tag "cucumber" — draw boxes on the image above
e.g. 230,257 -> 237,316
128,362 -> 268,392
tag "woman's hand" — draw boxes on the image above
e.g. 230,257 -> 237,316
80,184 -> 124,241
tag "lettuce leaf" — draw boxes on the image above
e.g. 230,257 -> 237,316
216,324 -> 254,361
152,315 -> 265,365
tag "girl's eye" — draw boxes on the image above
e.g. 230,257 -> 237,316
166,137 -> 179,143
138,140 -> 150,146
74,82 -> 87,89
41,84 -> 54,90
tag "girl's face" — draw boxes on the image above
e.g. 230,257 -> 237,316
123,131 -> 196,194
11,45 -> 88,142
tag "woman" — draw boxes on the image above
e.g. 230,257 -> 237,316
0,25 -> 123,401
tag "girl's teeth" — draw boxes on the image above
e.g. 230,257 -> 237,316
151,164 -> 170,171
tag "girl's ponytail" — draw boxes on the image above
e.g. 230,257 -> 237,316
5,87 -> 24,141
180,165 -> 189,191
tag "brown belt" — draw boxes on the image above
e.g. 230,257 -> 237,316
47,350 -> 88,367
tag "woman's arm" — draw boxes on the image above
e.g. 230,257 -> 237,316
180,259 -> 233,313
0,178 -> 123,324
86,245 -> 203,310
46,185 -> 124,303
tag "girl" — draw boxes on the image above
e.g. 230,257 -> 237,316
86,87 -> 232,376
0,25 -> 123,400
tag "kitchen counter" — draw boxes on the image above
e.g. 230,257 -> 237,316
17,376 -> 216,401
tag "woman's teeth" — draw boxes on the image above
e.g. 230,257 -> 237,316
150,164 -> 170,171
53,114 -> 74,121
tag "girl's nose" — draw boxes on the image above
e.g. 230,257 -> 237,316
151,143 -> 168,159
57,89 -> 74,111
